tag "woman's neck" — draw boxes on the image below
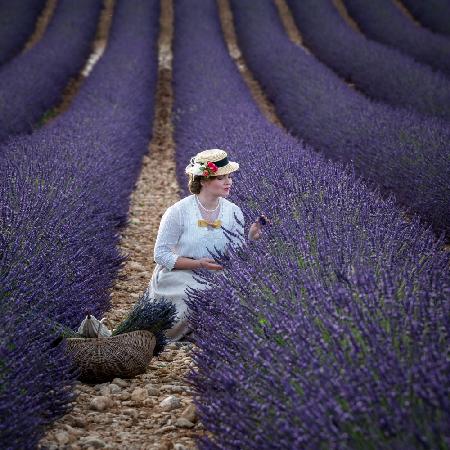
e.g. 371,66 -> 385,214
196,192 -> 220,210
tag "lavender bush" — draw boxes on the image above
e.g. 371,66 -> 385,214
401,0 -> 450,36
171,0 -> 450,448
0,0 -> 102,143
229,0 -> 450,236
285,0 -> 450,121
0,0 -> 160,447
343,0 -> 450,77
0,0 -> 46,65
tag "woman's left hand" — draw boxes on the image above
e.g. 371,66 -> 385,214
249,221 -> 263,240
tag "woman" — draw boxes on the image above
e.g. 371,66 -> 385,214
145,148 -> 263,342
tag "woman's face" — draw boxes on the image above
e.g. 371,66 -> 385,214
202,173 -> 233,197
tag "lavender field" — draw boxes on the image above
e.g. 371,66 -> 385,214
0,0 -> 449,448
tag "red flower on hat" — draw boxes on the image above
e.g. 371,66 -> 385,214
208,162 -> 219,172
199,161 -> 219,178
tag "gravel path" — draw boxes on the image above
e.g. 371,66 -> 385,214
218,0 -> 283,126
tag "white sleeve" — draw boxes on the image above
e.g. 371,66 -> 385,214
153,205 -> 182,271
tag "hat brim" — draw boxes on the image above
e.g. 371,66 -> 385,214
185,161 -> 239,176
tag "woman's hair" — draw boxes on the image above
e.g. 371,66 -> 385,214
188,174 -> 206,194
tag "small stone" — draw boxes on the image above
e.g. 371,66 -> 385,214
89,396 -> 112,412
94,382 -> 109,392
175,418 -> 195,428
117,431 -> 132,440
147,386 -> 159,396
131,387 -> 148,402
129,261 -> 145,271
155,425 -> 176,434
42,444 -> 58,450
63,424 -> 84,437
159,395 -> 181,411
119,392 -> 131,401
99,385 -> 111,396
79,436 -> 106,448
161,384 -> 185,393
123,408 -> 138,419
180,403 -> 197,423
144,383 -> 159,395
112,378 -> 129,388
69,444 -> 82,450
174,444 -> 189,450
143,398 -> 155,407
55,431 -> 70,445
156,443 -> 171,450
108,383 -> 121,394
71,416 -> 87,428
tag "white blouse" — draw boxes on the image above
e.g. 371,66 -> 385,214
153,194 -> 246,271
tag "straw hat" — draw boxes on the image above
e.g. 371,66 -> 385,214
185,149 -> 239,178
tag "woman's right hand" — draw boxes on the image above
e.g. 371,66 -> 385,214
197,257 -> 223,270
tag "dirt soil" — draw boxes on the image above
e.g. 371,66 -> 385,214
23,0 -> 58,51
331,0 -> 361,32
218,0 -> 283,127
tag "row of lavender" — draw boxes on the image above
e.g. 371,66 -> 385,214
229,0 -> 450,236
0,0 -> 45,65
172,0 -> 449,448
0,0 -> 102,143
285,0 -> 450,121
0,1 -> 160,448
343,0 -> 450,76
401,0 -> 450,36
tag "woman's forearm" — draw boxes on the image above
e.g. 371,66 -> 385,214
173,256 -> 201,270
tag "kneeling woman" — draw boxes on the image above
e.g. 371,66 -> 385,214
145,149 -> 263,342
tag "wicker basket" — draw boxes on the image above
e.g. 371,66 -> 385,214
65,330 -> 156,382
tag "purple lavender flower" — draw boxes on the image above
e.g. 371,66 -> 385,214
230,0 -> 450,235
0,0 -> 160,447
0,0 -> 102,143
344,0 -> 450,76
286,0 -> 450,121
0,0 -> 46,65
172,0 -> 450,447
401,0 -> 450,37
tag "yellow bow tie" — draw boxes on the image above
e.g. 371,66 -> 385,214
198,219 -> 222,228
